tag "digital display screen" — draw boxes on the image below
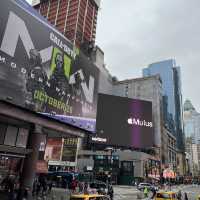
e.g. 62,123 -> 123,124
95,94 -> 154,148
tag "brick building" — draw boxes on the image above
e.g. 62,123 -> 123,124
33,0 -> 100,46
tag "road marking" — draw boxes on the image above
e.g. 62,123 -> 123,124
114,194 -> 126,200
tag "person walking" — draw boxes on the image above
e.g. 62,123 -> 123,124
71,178 -> 77,193
108,184 -> 114,200
177,190 -> 182,200
78,181 -> 84,193
151,187 -> 157,199
83,182 -> 88,194
144,187 -> 149,198
184,192 -> 188,200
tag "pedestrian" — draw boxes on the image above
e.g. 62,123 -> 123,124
32,178 -> 37,196
151,187 -> 157,199
78,181 -> 84,193
184,192 -> 188,200
1,175 -> 9,191
71,178 -> 77,193
36,181 -> 41,196
48,179 -> 53,193
84,182 -> 88,194
144,186 -> 149,198
177,190 -> 182,200
108,184 -> 114,200
8,176 -> 15,200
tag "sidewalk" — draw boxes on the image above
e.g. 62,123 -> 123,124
0,189 -> 71,200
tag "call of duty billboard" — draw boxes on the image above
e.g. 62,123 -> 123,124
0,0 -> 99,132
95,94 -> 154,148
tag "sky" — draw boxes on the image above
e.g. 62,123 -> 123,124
26,0 -> 200,111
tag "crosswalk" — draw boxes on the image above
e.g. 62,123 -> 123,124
114,194 -> 127,200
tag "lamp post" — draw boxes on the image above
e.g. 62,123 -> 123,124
105,147 -> 114,185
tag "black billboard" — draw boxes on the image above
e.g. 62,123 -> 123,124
95,94 -> 154,148
0,0 -> 99,132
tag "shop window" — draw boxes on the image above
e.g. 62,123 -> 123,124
4,125 -> 18,146
16,128 -> 29,148
121,161 -> 134,175
0,123 -> 7,144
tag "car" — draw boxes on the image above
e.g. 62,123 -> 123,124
70,193 -> 110,200
89,180 -> 108,195
137,182 -> 159,191
155,191 -> 177,200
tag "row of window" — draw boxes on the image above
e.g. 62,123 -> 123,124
0,123 -> 29,148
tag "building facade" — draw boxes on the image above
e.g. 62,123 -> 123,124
184,100 -> 200,175
184,99 -> 200,144
90,46 -> 114,95
33,0 -> 100,46
112,75 -> 163,149
143,59 -> 185,152
0,0 -> 99,190
166,129 -> 177,169
77,149 -> 160,185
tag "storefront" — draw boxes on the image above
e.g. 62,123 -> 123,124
0,0 -> 99,194
0,114 -> 31,185
44,137 -> 79,172
0,101 -> 85,189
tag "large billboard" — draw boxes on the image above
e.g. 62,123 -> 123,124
95,94 -> 154,148
0,0 -> 99,132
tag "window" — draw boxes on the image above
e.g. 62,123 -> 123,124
156,193 -> 171,199
0,123 -> 7,144
4,126 -> 18,146
121,161 -> 133,173
16,128 -> 29,148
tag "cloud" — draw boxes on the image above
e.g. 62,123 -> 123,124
96,0 -> 200,111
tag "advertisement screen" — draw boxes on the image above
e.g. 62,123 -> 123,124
0,0 -> 99,132
95,94 -> 154,148
44,139 -> 62,161
62,138 -> 78,162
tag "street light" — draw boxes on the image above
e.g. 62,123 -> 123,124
105,147 -> 115,184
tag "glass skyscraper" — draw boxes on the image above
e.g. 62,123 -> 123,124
143,59 -> 184,151
184,99 -> 200,144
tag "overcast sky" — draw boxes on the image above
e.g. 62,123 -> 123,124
26,0 -> 200,111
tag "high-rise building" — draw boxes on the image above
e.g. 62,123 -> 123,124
184,99 -> 200,144
143,59 -> 185,152
33,0 -> 100,46
185,138 -> 200,175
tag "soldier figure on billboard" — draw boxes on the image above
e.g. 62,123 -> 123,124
25,49 -> 48,111
47,52 -> 71,113
71,71 -> 84,117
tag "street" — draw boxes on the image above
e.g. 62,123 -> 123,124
113,185 -> 139,200
113,185 -> 200,200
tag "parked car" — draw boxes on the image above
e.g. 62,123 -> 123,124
137,182 -> 159,191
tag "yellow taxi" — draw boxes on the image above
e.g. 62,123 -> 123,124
70,193 -> 110,200
155,191 -> 177,200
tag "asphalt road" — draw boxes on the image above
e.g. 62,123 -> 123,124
113,184 -> 200,200
23,184 -> 200,200
179,185 -> 200,200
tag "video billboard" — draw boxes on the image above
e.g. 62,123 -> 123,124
95,94 -> 154,148
0,0 -> 99,132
